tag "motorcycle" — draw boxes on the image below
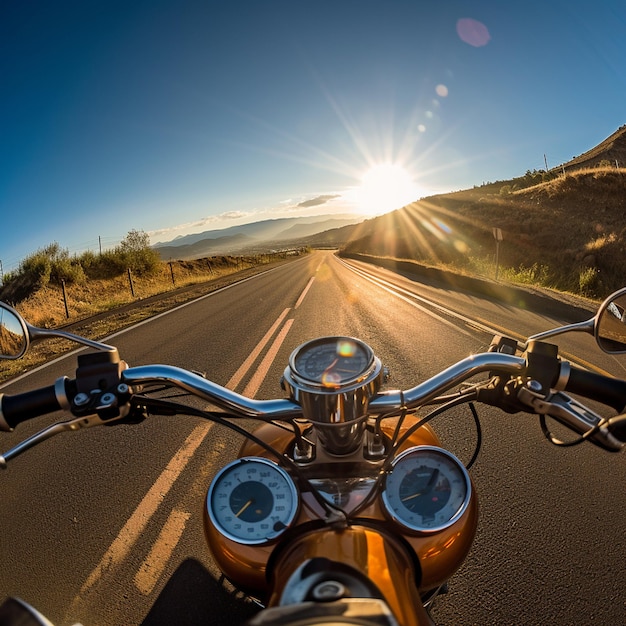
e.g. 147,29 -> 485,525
1,287 -> 626,626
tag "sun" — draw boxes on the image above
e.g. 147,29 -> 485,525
351,163 -> 420,215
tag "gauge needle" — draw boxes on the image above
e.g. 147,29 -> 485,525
401,469 -> 439,502
322,358 -> 339,377
235,499 -> 253,517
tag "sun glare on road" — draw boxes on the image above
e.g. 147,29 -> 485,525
352,163 -> 421,215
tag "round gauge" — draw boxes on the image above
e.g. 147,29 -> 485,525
292,337 -> 374,388
381,446 -> 471,534
207,457 -> 299,545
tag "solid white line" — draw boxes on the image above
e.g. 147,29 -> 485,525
0,265 -> 288,389
134,508 -> 191,595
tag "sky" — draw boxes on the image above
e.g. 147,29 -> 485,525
2,0 -> 626,273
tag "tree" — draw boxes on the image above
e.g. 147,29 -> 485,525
119,229 -> 151,253
116,229 -> 160,275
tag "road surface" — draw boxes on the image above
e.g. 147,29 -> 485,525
1,250 -> 624,625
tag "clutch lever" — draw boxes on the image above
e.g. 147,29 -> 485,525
0,412 -> 114,468
517,385 -> 624,452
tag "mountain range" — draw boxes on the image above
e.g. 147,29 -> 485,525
153,214 -> 366,260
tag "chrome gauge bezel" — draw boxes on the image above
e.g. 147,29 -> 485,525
381,446 -> 471,534
282,337 -> 385,455
287,336 -> 380,391
207,457 -> 299,545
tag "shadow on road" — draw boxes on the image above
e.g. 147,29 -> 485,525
141,559 -> 260,626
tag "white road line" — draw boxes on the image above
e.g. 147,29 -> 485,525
243,319 -> 294,398
76,422 -> 212,597
0,265 -> 286,389
227,307 -> 291,390
134,508 -> 191,595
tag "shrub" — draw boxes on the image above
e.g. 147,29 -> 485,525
579,267 -> 599,297
0,243 -> 87,302
115,229 -> 161,275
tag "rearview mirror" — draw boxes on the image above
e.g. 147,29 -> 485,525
0,304 -> 28,359
0,301 -> 117,359
596,289 -> 626,354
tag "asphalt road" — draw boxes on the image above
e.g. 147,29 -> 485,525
1,250 -> 625,625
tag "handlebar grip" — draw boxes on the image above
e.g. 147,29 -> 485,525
564,365 -> 626,413
0,377 -> 70,431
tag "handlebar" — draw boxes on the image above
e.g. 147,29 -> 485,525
1,350 -> 625,461
0,378 -> 70,431
562,364 -> 626,413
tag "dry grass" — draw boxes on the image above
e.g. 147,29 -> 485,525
342,167 -> 626,298
0,255 -> 290,383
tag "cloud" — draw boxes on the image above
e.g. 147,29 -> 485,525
148,210 -> 254,242
297,194 -> 341,208
219,210 -> 252,220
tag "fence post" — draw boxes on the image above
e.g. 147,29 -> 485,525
169,261 -> 176,286
127,268 -> 135,297
61,279 -> 70,318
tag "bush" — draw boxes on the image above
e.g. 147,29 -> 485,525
0,243 -> 87,302
579,267 -> 599,297
115,229 -> 161,275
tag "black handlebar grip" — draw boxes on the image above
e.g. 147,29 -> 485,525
565,365 -> 626,413
0,383 -> 64,431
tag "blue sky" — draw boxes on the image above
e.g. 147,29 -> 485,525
2,0 -> 625,273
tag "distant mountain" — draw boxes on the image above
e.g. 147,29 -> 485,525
155,233 -> 256,260
153,214 -> 366,260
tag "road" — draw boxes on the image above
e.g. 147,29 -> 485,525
1,249 -> 625,625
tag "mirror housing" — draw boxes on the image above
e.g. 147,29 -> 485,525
0,303 -> 29,359
0,301 -> 117,359
595,287 -> 626,354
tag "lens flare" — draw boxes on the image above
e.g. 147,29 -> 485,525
337,339 -> 357,358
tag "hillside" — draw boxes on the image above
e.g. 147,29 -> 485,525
559,125 -> 626,172
339,166 -> 626,298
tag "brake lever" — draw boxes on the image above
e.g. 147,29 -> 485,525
0,412 -> 114,468
517,385 -> 623,452
0,384 -> 134,468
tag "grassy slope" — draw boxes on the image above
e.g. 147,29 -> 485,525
339,167 -> 626,298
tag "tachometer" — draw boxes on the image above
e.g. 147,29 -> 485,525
381,446 -> 471,534
207,457 -> 299,545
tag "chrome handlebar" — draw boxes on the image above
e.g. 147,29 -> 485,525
121,353 -> 528,419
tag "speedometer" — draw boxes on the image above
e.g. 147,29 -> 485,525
381,446 -> 471,534
291,337 -> 374,387
207,457 -> 299,545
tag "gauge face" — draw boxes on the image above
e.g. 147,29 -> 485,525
292,337 -> 373,388
381,446 -> 471,534
207,457 -> 299,545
